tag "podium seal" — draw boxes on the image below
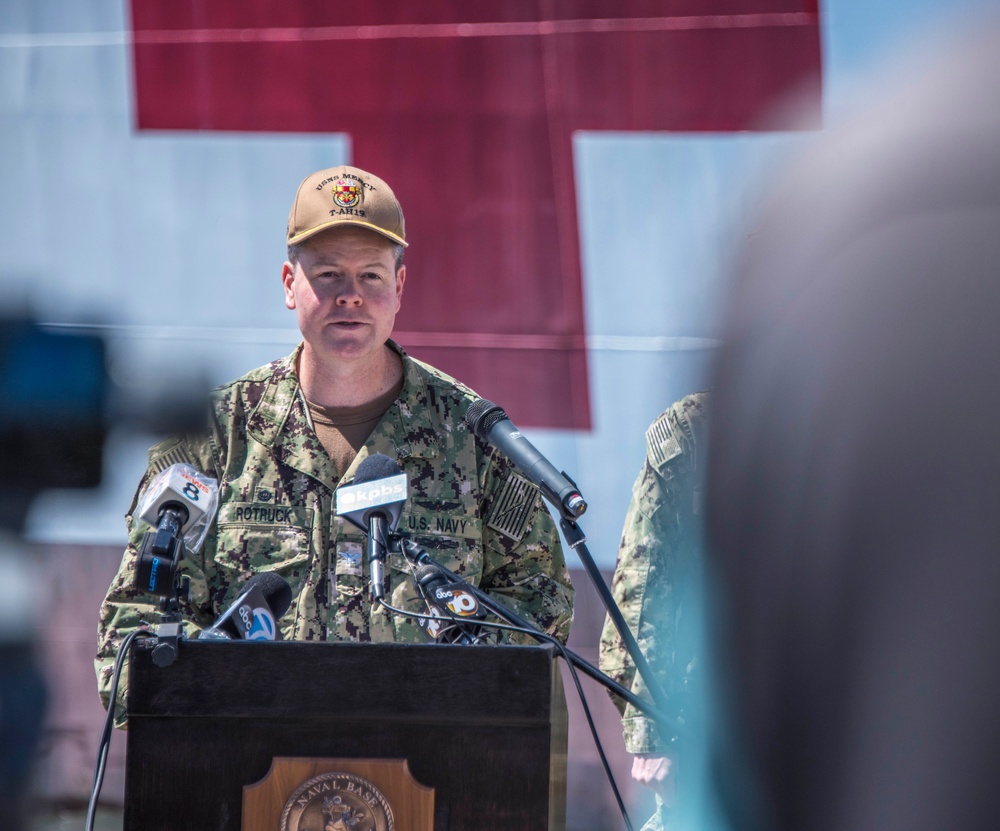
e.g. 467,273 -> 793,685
280,772 -> 394,831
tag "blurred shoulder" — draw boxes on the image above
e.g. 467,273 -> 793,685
645,392 -> 710,475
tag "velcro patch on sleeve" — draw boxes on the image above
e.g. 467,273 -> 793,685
149,441 -> 197,475
646,411 -> 683,472
486,472 -> 535,542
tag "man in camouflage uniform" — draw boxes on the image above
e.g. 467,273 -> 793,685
97,165 -> 574,726
599,393 -> 709,831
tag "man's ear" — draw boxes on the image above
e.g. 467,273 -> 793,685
282,261 -> 297,310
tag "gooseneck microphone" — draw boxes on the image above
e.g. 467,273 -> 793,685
467,406 -> 673,713
335,453 -> 408,603
201,572 -> 293,641
465,398 -> 587,521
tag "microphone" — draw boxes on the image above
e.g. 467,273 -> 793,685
465,399 -> 587,520
138,463 -> 218,543
335,453 -> 407,603
414,564 -> 487,644
200,573 -> 293,641
135,463 -> 219,597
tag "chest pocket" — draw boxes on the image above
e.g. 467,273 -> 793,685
394,507 -> 482,572
386,506 -> 483,638
212,502 -> 314,606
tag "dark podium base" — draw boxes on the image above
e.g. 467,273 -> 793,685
125,640 -> 567,831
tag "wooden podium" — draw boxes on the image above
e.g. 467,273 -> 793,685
125,639 -> 567,830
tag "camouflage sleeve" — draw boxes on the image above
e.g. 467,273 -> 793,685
477,450 -> 574,645
599,395 -> 708,755
598,459 -> 679,754
95,432 -> 221,728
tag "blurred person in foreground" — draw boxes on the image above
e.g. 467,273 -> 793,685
599,393 -> 711,831
96,165 -> 573,726
706,27 -> 1000,831
0,540 -> 46,831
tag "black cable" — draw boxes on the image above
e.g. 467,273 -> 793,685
380,597 -> 635,830
551,639 -> 634,831
389,542 -> 682,731
387,546 -> 651,828
85,627 -> 147,831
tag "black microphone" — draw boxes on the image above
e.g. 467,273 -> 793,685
200,573 -> 292,641
335,453 -> 407,603
134,464 -> 220,597
414,564 -> 487,644
465,399 -> 587,520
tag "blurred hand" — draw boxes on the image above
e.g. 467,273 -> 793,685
631,753 -> 676,803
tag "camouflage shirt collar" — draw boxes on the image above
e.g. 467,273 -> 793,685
247,340 -> 440,463
374,338 -> 441,461
243,345 -> 301,448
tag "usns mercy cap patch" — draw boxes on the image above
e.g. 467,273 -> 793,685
287,165 -> 407,248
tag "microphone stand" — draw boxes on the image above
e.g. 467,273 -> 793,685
148,574 -> 190,668
557,516 -> 671,716
393,534 -> 686,741
134,506 -> 192,667
525,474 -> 673,717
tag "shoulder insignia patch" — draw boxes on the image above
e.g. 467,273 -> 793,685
149,442 -> 197,475
646,411 -> 683,472
486,472 -> 535,542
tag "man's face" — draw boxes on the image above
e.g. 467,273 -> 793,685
282,226 -> 405,366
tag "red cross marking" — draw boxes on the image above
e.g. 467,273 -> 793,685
130,1 -> 822,429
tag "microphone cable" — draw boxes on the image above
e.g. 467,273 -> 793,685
493,621 -> 635,831
86,626 -> 148,831
378,592 -> 635,831
546,632 -> 635,831
372,594 -> 492,644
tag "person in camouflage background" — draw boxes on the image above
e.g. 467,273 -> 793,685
599,392 -> 709,831
96,165 -> 573,726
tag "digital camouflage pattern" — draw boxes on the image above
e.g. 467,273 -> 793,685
97,342 -> 573,726
598,393 -> 709,756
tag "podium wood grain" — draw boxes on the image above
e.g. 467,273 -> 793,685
243,757 -> 433,831
125,640 -> 567,830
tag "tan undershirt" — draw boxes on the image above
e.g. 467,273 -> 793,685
305,377 -> 404,478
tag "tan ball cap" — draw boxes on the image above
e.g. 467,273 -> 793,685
286,165 -> 407,247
